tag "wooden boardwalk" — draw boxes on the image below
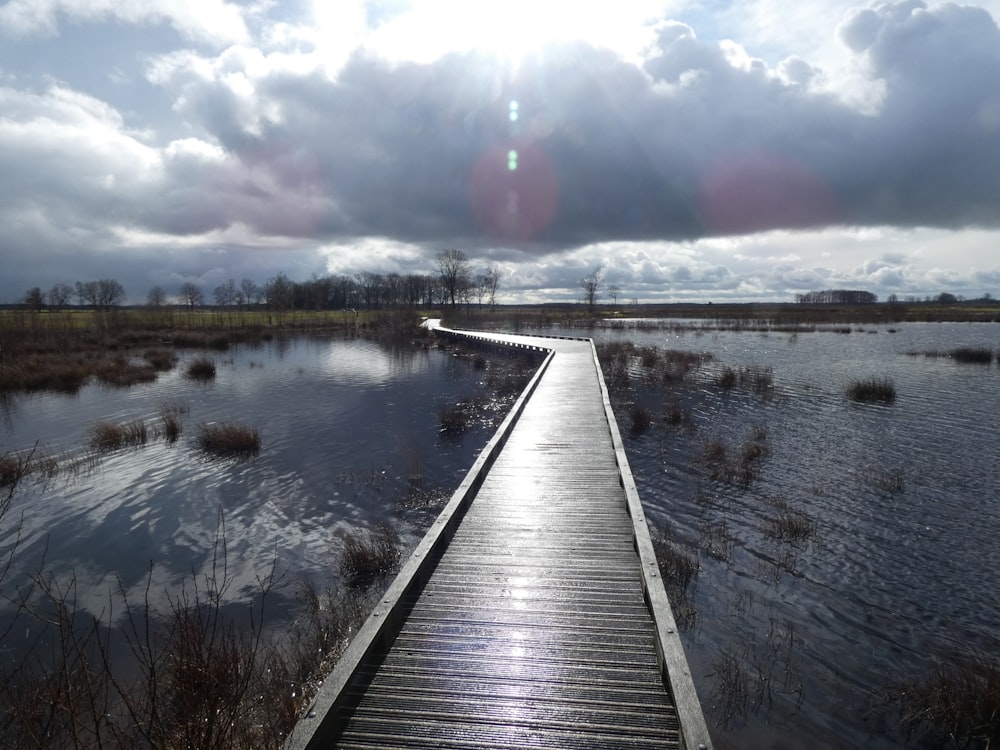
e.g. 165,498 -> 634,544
286,328 -> 711,750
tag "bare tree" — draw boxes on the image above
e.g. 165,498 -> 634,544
240,279 -> 258,309
580,267 -> 602,312
213,279 -> 237,307
265,273 -> 294,311
76,279 -> 126,311
178,282 -> 204,309
147,286 -> 167,307
608,283 -> 622,307
23,287 -> 44,310
48,283 -> 73,311
436,248 -> 470,308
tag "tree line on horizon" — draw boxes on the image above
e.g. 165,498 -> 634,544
16,250 -> 501,313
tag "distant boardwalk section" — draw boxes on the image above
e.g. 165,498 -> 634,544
285,324 -> 712,750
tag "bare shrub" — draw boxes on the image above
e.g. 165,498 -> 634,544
339,523 -> 402,589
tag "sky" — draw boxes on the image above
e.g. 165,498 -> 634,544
2,0 -> 1000,305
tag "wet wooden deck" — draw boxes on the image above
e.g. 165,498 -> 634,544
285,328 -> 711,750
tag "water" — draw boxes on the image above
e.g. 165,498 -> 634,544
587,321 -> 1000,749
0,335 -> 494,621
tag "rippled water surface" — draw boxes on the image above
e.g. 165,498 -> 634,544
587,321 -> 1000,749
1,336 -> 492,620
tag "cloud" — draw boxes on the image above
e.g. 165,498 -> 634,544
0,0 -> 250,45
3,0 -> 1000,305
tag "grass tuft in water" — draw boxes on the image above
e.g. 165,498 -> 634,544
950,346 -> 994,364
88,419 -> 148,451
196,422 -> 260,458
884,650 -> 1000,749
847,376 -> 896,403
629,405 -> 652,435
339,523 -> 402,589
186,356 -> 217,380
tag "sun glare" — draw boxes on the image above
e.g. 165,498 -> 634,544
363,0 -> 658,64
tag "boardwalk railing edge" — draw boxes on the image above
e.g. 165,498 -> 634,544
283,331 -> 555,750
589,339 -> 713,750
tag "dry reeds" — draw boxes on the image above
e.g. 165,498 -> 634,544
884,650 -> 1000,749
716,364 -> 774,396
650,527 -> 699,630
159,402 -> 188,443
699,428 -> 770,487
87,419 -> 148,451
847,376 -> 896,403
186,356 -> 217,380
950,346 -> 994,364
143,348 -> 178,371
196,422 -> 260,458
339,523 -> 402,588
94,357 -> 158,387
763,510 -> 817,541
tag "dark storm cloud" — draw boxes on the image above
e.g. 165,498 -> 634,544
137,1 -> 1000,253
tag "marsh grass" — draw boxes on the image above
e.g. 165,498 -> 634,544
159,402 -> 189,443
88,419 -> 149,452
338,523 -> 402,589
196,422 -> 260,458
650,527 -> 699,630
763,510 -> 818,541
950,346 -> 994,364
663,399 -> 693,427
884,650 -> 1000,749
94,357 -> 158,387
847,376 -> 896,403
700,428 -> 770,487
716,364 -> 774,397
143,348 -> 178,371
872,467 -> 905,493
186,356 -> 217,380
629,405 -> 652,435
711,649 -> 749,725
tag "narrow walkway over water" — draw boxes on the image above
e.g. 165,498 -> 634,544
286,327 -> 711,749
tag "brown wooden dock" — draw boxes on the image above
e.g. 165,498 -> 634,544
285,328 -> 712,750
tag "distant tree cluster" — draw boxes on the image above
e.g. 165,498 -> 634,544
17,250 -> 502,313
796,289 -> 878,304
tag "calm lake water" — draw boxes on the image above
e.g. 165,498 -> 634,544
2,323 -> 998,748
585,320 -> 1000,749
